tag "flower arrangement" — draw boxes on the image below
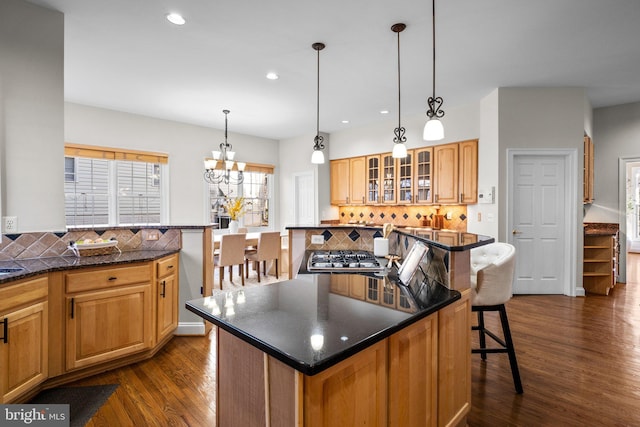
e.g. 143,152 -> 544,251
225,197 -> 246,220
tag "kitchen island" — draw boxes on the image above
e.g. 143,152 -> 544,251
187,271 -> 474,426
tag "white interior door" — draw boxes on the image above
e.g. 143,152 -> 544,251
294,171 -> 315,225
509,153 -> 570,294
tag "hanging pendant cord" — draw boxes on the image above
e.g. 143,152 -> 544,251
316,47 -> 320,137
432,0 -> 436,99
397,29 -> 402,131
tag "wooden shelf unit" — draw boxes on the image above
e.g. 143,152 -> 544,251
583,233 -> 618,295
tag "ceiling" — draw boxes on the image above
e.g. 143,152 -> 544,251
25,0 -> 640,140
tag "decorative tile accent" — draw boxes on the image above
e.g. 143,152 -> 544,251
373,230 -> 383,238
159,228 -> 169,234
460,214 -> 467,221
322,230 -> 333,242
349,212 -> 354,218
391,213 -> 396,219
4,234 -> 20,241
402,213 -> 409,219
341,212 -> 345,217
348,230 -> 361,241
380,213 -> 385,219
369,212 -> 374,218
416,213 -> 422,219
54,232 -> 66,238
359,212 -> 364,218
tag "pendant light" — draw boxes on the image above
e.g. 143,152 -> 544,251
423,0 -> 445,141
311,42 -> 326,164
391,23 -> 407,159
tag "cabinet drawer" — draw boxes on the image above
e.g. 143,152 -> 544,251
157,255 -> 178,278
0,276 -> 48,313
65,264 -> 151,293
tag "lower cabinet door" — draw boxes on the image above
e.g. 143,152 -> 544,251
157,274 -> 178,342
66,284 -> 153,371
0,302 -> 48,403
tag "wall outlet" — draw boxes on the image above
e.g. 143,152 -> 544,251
3,216 -> 18,233
143,230 -> 159,241
445,212 -> 452,220
311,235 -> 324,244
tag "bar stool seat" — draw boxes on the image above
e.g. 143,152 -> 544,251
470,242 -> 523,394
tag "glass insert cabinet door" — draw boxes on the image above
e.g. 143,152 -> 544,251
397,151 -> 413,204
382,153 -> 396,204
366,155 -> 380,204
415,147 -> 433,204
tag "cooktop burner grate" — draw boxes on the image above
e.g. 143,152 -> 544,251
307,250 -> 384,272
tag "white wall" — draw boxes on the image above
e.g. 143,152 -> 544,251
329,103 -> 480,159
278,132 -> 332,231
65,103 -> 279,227
0,0 -> 65,232
467,89 -> 500,238
589,102 -> 640,223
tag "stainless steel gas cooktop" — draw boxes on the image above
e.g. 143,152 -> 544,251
307,250 -> 384,273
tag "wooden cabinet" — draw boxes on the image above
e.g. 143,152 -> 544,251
584,136 -> 594,203
64,263 -> 153,371
0,276 -> 48,403
330,158 -> 350,204
332,139 -> 477,205
433,143 -> 459,204
350,156 -> 366,205
304,340 -> 388,427
156,254 -> 179,343
366,155 -> 381,204
438,288 -> 471,427
459,140 -> 478,204
330,274 -> 366,300
330,157 -> 366,205
382,153 -> 397,204
433,140 -> 478,204
583,233 -> 618,295
397,150 -> 414,204
414,147 -> 433,204
388,313 -> 438,427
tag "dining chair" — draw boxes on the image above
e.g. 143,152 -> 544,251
215,233 -> 246,289
244,231 -> 280,283
470,241 -> 523,393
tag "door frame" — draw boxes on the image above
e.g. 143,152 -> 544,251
506,148 -> 580,296
617,156 -> 640,283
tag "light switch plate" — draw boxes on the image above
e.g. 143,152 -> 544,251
311,235 -> 324,244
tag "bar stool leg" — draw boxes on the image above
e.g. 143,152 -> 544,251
477,310 -> 487,360
499,305 -> 523,394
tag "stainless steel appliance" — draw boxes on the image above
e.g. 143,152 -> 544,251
307,250 -> 384,273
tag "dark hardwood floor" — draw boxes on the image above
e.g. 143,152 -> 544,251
70,253 -> 640,426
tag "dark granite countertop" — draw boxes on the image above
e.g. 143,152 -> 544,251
0,249 -> 179,286
286,224 -> 494,251
186,274 -> 459,376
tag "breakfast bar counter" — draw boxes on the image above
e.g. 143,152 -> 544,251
187,271 -> 472,426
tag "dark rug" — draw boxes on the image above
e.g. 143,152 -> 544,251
29,384 -> 119,427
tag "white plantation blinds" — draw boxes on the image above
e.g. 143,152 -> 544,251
64,144 -> 167,227
117,162 -> 161,225
64,157 -> 110,226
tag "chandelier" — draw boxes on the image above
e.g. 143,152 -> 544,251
204,109 -> 246,185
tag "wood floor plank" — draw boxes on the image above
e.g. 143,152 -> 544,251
68,254 -> 640,426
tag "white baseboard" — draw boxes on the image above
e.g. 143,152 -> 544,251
175,321 -> 206,336
575,286 -> 586,297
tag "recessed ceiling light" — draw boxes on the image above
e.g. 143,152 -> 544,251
341,120 -> 350,124
166,13 -> 186,25
266,72 -> 279,80
380,110 -> 389,115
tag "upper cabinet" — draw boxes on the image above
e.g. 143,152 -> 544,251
583,136 -> 594,204
433,139 -> 478,204
459,139 -> 478,204
331,157 -> 366,205
331,139 -> 478,206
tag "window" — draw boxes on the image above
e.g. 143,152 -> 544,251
64,144 -> 168,227
209,167 -> 274,229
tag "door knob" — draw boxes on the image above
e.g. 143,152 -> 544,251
512,229 -> 522,235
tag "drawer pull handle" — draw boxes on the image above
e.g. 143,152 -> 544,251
167,265 -> 174,269
108,276 -> 117,281
70,298 -> 75,319
1,318 -> 7,344
161,280 -> 166,298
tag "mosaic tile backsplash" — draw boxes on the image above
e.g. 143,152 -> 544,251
0,228 -> 181,261
338,205 -> 468,231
